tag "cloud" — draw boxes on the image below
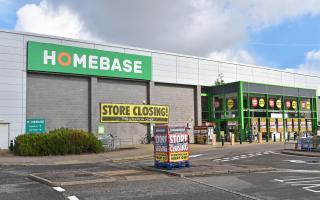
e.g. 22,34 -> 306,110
286,49 -> 320,76
13,0 -> 320,64
14,0 -> 100,41
208,48 -> 256,65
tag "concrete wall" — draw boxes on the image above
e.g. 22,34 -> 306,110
27,73 -> 89,131
96,78 -> 148,142
152,83 -> 196,142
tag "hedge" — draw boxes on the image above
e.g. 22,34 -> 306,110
14,128 -> 103,156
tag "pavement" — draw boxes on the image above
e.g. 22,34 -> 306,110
0,142 -> 263,166
282,149 -> 320,157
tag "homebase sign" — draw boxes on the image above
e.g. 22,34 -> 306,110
27,41 -> 152,80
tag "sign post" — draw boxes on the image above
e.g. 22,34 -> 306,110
26,119 -> 45,134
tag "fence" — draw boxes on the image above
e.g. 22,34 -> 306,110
97,134 -> 135,150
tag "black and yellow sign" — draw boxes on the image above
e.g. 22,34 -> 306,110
259,98 -> 265,108
227,99 -> 234,109
276,99 -> 281,109
292,101 -> 297,110
169,152 -> 189,162
100,103 -> 169,123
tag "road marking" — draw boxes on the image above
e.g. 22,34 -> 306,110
68,196 -> 79,200
213,151 -> 273,163
276,177 -> 320,182
284,160 -> 320,165
186,177 -> 262,200
304,185 -> 320,193
274,177 -> 320,193
189,154 -> 203,158
53,187 -> 65,192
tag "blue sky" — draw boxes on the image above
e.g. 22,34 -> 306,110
0,0 -> 40,29
1,0 -> 320,73
246,14 -> 320,69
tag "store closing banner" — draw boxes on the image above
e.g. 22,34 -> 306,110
100,103 -> 169,123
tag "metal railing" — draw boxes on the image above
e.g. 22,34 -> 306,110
97,134 -> 135,150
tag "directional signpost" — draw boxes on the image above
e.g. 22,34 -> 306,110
26,119 -> 45,134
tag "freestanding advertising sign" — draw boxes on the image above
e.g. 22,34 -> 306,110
154,125 -> 190,169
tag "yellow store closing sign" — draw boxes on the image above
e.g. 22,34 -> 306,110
306,101 -> 311,110
100,103 -> 169,123
259,98 -> 265,108
227,99 -> 234,109
292,101 -> 297,110
169,152 -> 189,162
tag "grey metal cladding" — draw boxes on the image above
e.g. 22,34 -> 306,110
212,82 -> 239,95
247,83 -> 267,94
267,85 -> 283,95
242,82 -> 249,93
26,73 -> 89,131
212,86 -> 224,95
299,88 -> 316,97
284,87 -> 299,96
224,82 -> 239,93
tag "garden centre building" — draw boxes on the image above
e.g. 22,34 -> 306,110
0,29 -> 319,149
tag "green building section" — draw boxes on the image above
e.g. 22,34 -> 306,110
202,81 -> 318,142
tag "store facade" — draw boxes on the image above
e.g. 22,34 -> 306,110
203,81 -> 318,141
1,29 -> 320,149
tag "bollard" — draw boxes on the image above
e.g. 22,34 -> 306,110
221,137 -> 224,146
273,134 -> 276,142
212,134 -> 216,145
249,135 -> 252,143
9,140 -> 14,151
266,134 -> 269,142
230,134 -> 235,145
258,132 -> 262,143
239,135 -> 242,144
287,132 -> 290,141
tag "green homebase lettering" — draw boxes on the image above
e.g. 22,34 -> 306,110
27,41 -> 152,80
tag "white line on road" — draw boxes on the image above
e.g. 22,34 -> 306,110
304,185 -> 320,193
189,154 -> 203,158
53,187 -> 65,192
274,177 -> 320,193
68,196 -> 79,200
276,177 -> 320,182
185,177 -> 262,200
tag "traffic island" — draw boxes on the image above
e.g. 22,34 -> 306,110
28,168 -> 168,187
142,160 -> 274,178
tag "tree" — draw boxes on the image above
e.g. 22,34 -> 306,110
214,73 -> 225,86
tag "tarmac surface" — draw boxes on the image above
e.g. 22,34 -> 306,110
1,142 -> 320,199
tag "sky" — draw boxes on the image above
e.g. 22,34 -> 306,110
1,0 -> 320,75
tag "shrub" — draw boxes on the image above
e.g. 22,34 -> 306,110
14,128 -> 103,156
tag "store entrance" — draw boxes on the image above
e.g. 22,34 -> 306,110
220,121 -> 238,142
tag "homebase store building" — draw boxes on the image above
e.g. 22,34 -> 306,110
0,29 -> 320,149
